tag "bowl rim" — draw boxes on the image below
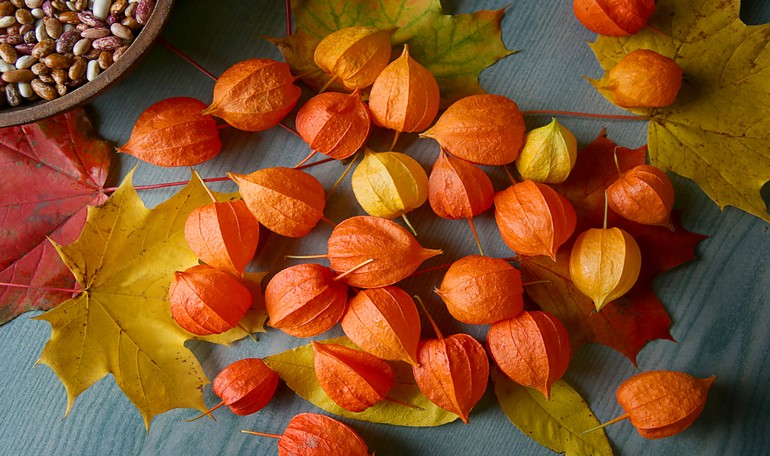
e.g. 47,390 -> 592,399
0,0 -> 175,128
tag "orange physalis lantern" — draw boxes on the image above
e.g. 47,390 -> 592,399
486,311 -> 571,399
608,164 -> 675,229
243,412 -> 372,456
413,333 -> 489,423
118,97 -> 221,167
340,286 -> 421,366
573,0 -> 656,36
368,45 -> 440,134
168,264 -> 252,335
591,49 -> 682,109
188,358 -> 278,421
494,180 -> 577,259
428,150 -> 494,220
435,255 -> 524,325
587,370 -> 716,439
295,90 -> 371,160
229,167 -> 326,238
184,200 -> 260,277
327,216 -> 442,288
420,94 -> 526,165
203,59 -> 301,131
312,341 -> 394,412
314,26 -> 395,91
569,226 -> 642,311
264,264 -> 348,338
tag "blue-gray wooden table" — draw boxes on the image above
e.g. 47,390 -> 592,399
1,1 -> 769,455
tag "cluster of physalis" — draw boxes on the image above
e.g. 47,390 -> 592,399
121,0 -> 715,453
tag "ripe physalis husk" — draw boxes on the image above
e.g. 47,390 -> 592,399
494,180 -> 577,260
184,199 -> 260,277
314,26 -> 396,91
295,90 -> 371,160
229,167 -> 326,238
420,94 -> 526,165
118,97 -> 221,167
312,341 -> 395,413
590,49 -> 682,109
486,311 -> 571,399
244,412 -> 372,456
351,149 -> 429,220
340,286 -> 421,366
428,150 -> 494,219
327,216 -> 442,288
435,255 -> 524,325
573,0 -> 656,36
515,118 -> 577,184
211,358 -> 279,416
608,164 -> 675,229
203,58 -> 301,131
569,226 -> 642,311
413,333 -> 489,423
168,264 -> 252,335
368,44 -> 440,133
264,264 -> 348,338
603,370 -> 716,439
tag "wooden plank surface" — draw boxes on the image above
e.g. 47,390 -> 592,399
1,1 -> 769,455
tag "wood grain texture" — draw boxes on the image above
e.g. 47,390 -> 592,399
1,1 -> 769,455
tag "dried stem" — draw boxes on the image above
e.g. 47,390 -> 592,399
581,413 -> 630,434
0,282 -> 81,294
295,157 -> 336,171
184,401 -> 224,422
277,122 -> 300,137
390,130 -> 400,151
333,258 -> 375,281
523,109 -> 648,121
326,153 -> 359,201
467,218 -> 484,256
413,295 -> 443,340
159,38 -> 218,82
284,254 -> 328,260
285,0 -> 292,36
241,430 -> 282,439
318,75 -> 338,94
522,280 -> 551,287
613,146 -> 622,178
401,213 -> 418,237
293,150 -> 317,169
603,189 -> 609,229
503,165 -> 517,185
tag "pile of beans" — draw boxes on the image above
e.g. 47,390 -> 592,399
0,0 -> 154,107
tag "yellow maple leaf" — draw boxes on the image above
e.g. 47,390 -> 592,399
588,0 -> 770,222
35,170 -> 265,429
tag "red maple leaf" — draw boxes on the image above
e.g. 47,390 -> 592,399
0,109 -> 111,324
519,130 -> 706,364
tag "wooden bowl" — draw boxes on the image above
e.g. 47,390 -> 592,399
0,0 -> 175,128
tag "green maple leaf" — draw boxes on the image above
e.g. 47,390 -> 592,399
271,0 -> 513,104
588,0 -> 770,222
35,171 -> 265,429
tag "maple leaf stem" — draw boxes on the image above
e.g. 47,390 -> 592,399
408,262 -> 452,278
467,218 -> 485,256
237,323 -> 259,344
333,258 -> 375,281
0,282 -> 81,294
102,177 -> 232,194
523,109 -> 648,121
184,401 -> 224,422
581,413 -> 630,434
285,0 -> 292,36
159,38 -> 218,82
241,429 -> 282,439
413,295 -> 443,339
293,150 -> 317,169
383,395 -> 424,410
503,165 -> 517,185
522,280 -> 551,287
